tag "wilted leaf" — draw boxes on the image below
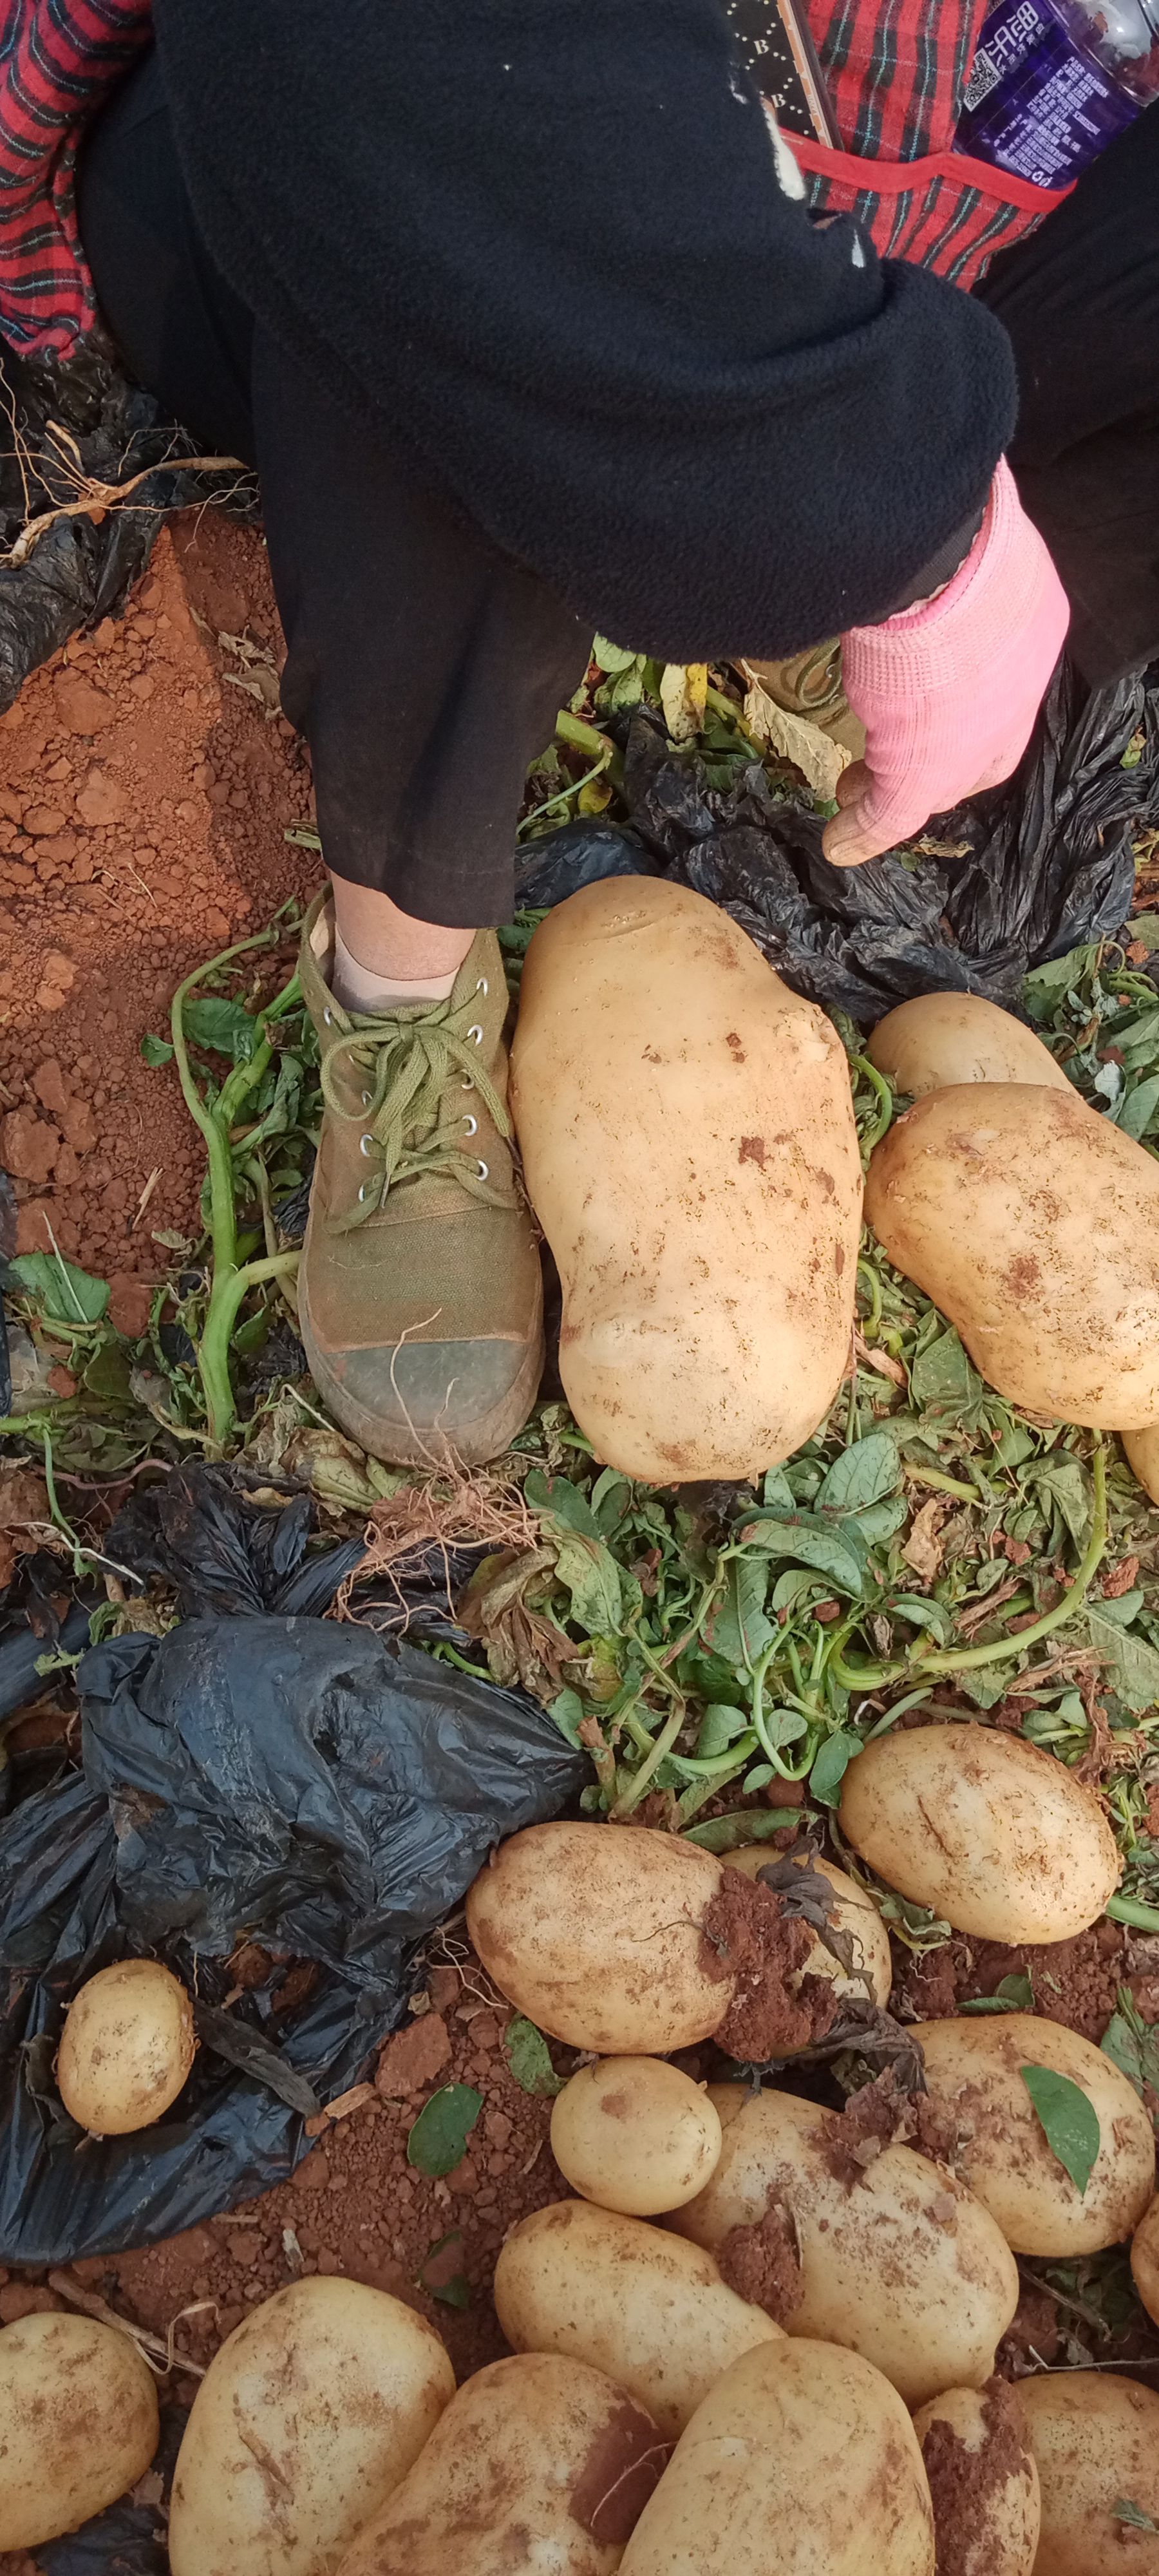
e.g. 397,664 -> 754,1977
740,665 -> 850,802
1021,2065 -> 1100,2195
1102,1985 -> 1159,2100
740,1517 -> 864,1596
960,1973 -> 1035,2015
1115,2499 -> 1159,2532
1024,1454 -> 1091,1544
8,1251 -> 109,1325
1088,1608 -> 1159,1716
704,1556 -> 775,1668
407,2083 -> 484,2177
903,1497 -> 948,1585
660,661 -> 709,743
909,1329 -> 975,1416
504,2016 -> 565,2096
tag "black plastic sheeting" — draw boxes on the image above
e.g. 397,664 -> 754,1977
517,662 -> 1159,1020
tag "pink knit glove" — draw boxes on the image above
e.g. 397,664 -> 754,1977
823,461 -> 1070,869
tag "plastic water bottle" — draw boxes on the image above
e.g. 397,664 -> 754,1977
957,0 -> 1159,186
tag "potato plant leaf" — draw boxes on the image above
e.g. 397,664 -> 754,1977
1115,2500 -> 1159,2533
815,1432 -> 900,1515
418,2230 -> 471,2309
140,1030 -> 174,1066
810,1730 -> 861,1807
1087,1609 -> 1159,1717
182,994 -> 259,1059
740,1518 -> 864,1596
406,2083 -> 483,2177
1101,1985 -> 1159,2100
504,2015 -> 565,2097
8,1250 -> 109,1325
960,1973 -> 1035,2015
1020,2065 -> 1100,2195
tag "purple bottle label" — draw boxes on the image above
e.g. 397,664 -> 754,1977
956,0 -> 1142,186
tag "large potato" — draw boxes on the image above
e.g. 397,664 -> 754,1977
912,2383 -> 1040,2576
0,2311 -> 159,2549
839,1725 -> 1119,1944
511,877 -> 862,1480
725,1848 -> 892,2007
669,2084 -> 1017,2406
919,2014 -> 1155,2256
335,2352 -> 666,2575
466,1822 -> 731,2051
1124,1425 -> 1159,1502
551,2058 -> 722,2213
57,1957 -> 195,2134
867,994 -> 1071,1099
495,2199 -> 780,2439
619,2336 -> 934,2575
865,1082 -> 1159,1426
1131,2190 -> 1159,2320
169,2277 -> 455,2576
1020,2372 -> 1159,2573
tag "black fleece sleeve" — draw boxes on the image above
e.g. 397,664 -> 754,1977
153,0 -> 1017,660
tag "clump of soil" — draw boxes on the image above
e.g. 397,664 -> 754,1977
0,510 -> 319,1279
894,1919 -> 1129,2045
817,2066 -> 960,2187
716,2203 -> 803,2324
918,2378 -> 1033,2576
699,1870 -> 837,2060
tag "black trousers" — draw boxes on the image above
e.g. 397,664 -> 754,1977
77,51 -> 588,925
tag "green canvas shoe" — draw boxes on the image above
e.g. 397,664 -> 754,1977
297,892 -> 543,1466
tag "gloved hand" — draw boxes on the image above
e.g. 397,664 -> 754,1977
823,460 -> 1070,869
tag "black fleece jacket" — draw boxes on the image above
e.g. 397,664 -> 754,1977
153,0 -> 1016,658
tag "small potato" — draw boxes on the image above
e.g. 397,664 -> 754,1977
466,1822 -> 731,2052
0,2312 -> 159,2550
912,2382 -> 1039,2576
335,2352 -> 666,2575
495,2199 -> 781,2439
865,1082 -> 1159,1428
169,2277 -> 455,2576
724,1849 -> 892,2008
1131,2191 -> 1159,2320
670,2084 -> 1018,2407
1124,1426 -> 1159,1503
619,2336 -> 934,2575
867,994 -> 1071,1099
919,2015 -> 1155,2255
1020,2371 -> 1159,2573
839,1725 -> 1119,1945
58,1957 -> 195,2134
551,2059 -> 722,2214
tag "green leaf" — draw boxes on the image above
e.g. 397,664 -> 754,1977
590,1468 -> 632,1534
810,1729 -> 861,1807
552,1531 -> 628,1636
525,1469 -> 601,1542
762,1466 -> 795,1510
815,1432 -> 900,1515
704,1556 -> 775,1668
182,994 -> 259,1059
504,2016 -> 565,2097
406,2083 -> 484,2177
850,1496 -> 909,1547
417,2231 -> 471,2310
696,1701 -> 753,1757
591,634 -> 639,674
1020,2065 -> 1100,2196
1127,914 -> 1159,952
890,1595 -> 954,1645
1115,2500 -> 1159,2533
549,1687 -> 585,1747
8,1251 -> 109,1325
960,1973 -> 1035,2015
770,1566 -> 827,1615
140,1031 -> 174,1067
684,1808 -> 811,1852
1120,1074 -> 1159,1141
740,1518 -> 864,1596
1024,1454 -> 1091,1545
1095,1589 -> 1144,1628
1101,1986 -> 1159,2098
1088,1608 -> 1159,1716
909,1327 -> 975,1416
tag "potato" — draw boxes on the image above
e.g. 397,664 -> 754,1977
619,2336 -> 934,2575
57,1956 -> 195,2134
335,2352 -> 666,2575
912,2383 -> 1040,2576
1131,2190 -> 1159,2320
0,2311 -> 159,2549
511,876 -> 862,1481
1124,1425 -> 1159,1502
669,2083 -> 1017,2406
1020,2371 -> 1159,2573
918,2014 -> 1155,2255
169,2277 -> 455,2576
865,1082 -> 1159,1426
724,1848 -> 892,2007
466,1822 -> 731,2052
495,2199 -> 781,2439
551,2058 -> 722,2213
839,1724 -> 1119,1944
867,994 -> 1071,1099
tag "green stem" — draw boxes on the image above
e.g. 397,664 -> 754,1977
555,710 -> 624,784
197,1251 -> 301,1450
750,1643 -> 816,1778
856,1260 -> 883,1335
907,1464 -> 986,1503
851,1056 -> 894,1153
1107,1893 -> 1159,1932
611,1696 -> 687,1819
519,753 -> 610,836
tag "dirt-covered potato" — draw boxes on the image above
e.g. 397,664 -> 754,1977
57,1957 -> 196,2134
1131,2191 -> 1159,2320
839,1725 -> 1119,1944
1020,2372 -> 1159,2573
551,2058 -> 722,2214
919,2015 -> 1155,2255
867,994 -> 1071,1099
494,2199 -> 781,2439
335,2352 -> 666,2575
865,1082 -> 1159,1426
511,876 -> 862,1480
168,2277 -> 455,2576
1124,1425 -> 1159,1503
0,2312 -> 159,2550
912,2382 -> 1040,2576
466,1823 -> 733,2052
669,2084 -> 1018,2407
724,1849 -> 892,2008
619,2336 -> 934,2575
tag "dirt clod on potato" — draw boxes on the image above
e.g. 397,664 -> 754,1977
699,1871 -> 837,2059
920,2380 -> 1030,2576
716,2203 -> 804,2325
820,2068 -> 963,2188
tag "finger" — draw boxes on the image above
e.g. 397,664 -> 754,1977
834,759 -> 869,813
822,788 -> 928,868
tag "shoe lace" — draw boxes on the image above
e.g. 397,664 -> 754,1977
319,987 -> 512,1233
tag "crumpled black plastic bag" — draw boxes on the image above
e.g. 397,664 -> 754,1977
0,1614 -> 583,2263
106,1464 -> 366,1620
518,663 -> 1158,1019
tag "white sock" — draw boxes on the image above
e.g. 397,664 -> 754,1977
332,929 -> 462,1014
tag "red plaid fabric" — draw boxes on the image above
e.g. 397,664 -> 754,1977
798,0 -> 1071,286
0,0 -> 150,352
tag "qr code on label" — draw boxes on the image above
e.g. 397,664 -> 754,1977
963,46 -> 1002,105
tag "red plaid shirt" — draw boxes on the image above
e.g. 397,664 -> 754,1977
0,0 -> 149,352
